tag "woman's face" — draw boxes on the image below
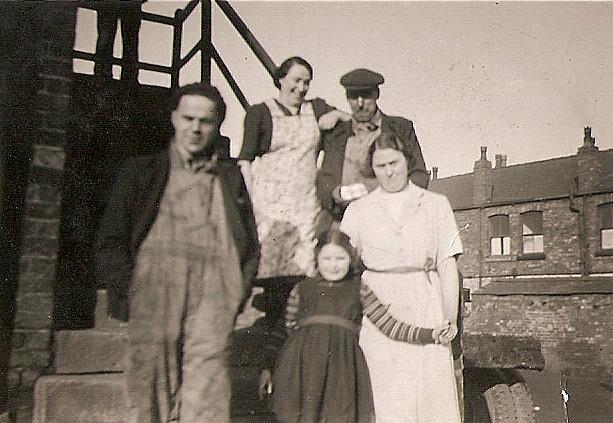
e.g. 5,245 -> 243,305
278,64 -> 311,107
372,147 -> 408,192
317,244 -> 351,282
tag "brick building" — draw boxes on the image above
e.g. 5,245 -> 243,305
430,131 -> 613,418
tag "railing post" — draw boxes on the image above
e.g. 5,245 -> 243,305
172,9 -> 184,88
201,0 -> 212,83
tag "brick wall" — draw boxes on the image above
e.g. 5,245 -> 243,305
464,293 -> 613,381
7,2 -> 76,419
455,195 -> 613,280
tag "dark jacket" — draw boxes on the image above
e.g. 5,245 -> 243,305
95,137 -> 260,321
316,114 -> 429,221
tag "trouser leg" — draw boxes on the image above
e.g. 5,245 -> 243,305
180,294 -> 235,422
119,5 -> 142,82
94,5 -> 119,80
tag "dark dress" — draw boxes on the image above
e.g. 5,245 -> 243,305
272,276 -> 374,423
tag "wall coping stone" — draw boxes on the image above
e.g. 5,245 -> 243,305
473,277 -> 613,295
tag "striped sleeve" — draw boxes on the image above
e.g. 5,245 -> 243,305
360,282 -> 434,344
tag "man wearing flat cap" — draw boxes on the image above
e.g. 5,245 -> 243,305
316,68 -> 429,229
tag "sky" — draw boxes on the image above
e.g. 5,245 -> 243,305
73,1 -> 613,178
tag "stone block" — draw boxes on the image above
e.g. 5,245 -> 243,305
33,374 -> 128,423
0,411 -> 9,423
25,184 -> 61,206
17,256 -> 57,293
36,90 -> 71,113
32,145 -> 66,171
55,329 -> 127,374
11,329 -> 51,351
21,237 -> 59,258
463,333 -> 544,370
39,74 -> 73,96
25,202 -> 61,220
9,348 -> 51,369
21,368 -> 45,389
35,109 -> 70,130
7,368 -> 22,388
14,293 -> 53,329
23,218 -> 60,239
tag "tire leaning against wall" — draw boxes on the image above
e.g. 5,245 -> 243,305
465,368 -> 536,423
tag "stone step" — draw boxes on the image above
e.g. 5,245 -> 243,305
54,328 -> 127,374
55,323 -> 273,374
34,370 -> 268,422
33,374 -> 127,423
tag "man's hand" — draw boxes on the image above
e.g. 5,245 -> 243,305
258,369 -> 273,399
318,110 -> 352,131
340,183 -> 369,201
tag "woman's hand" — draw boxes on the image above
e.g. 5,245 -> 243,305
318,110 -> 352,130
258,369 -> 273,399
432,320 -> 458,345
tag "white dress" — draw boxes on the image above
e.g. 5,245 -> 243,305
340,182 -> 463,423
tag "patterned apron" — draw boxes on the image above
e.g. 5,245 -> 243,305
249,99 -> 321,278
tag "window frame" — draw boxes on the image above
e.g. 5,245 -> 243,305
597,203 -> 613,255
489,214 -> 511,256
520,210 -> 545,259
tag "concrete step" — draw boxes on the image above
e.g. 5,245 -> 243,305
34,370 -> 268,422
33,374 -> 127,423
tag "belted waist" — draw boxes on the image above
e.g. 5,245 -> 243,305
299,314 -> 360,334
366,258 -> 436,283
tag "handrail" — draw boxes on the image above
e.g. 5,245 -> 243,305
214,0 -> 277,82
74,0 -> 278,107
208,42 -> 249,108
72,50 -> 172,75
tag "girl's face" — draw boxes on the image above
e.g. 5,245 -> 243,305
317,244 -> 351,282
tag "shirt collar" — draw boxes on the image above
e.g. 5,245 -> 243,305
352,109 -> 382,134
171,141 -> 218,173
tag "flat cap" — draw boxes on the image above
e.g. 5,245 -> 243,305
340,68 -> 385,89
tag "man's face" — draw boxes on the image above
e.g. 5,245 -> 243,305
372,147 -> 408,193
171,95 -> 219,156
347,88 -> 379,122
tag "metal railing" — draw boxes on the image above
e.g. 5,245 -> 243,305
73,0 -> 277,108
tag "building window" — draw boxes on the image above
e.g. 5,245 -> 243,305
598,203 -> 613,251
522,211 -> 544,254
489,214 -> 510,255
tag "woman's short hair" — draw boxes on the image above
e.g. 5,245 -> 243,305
315,229 -> 363,276
273,56 -> 313,89
361,132 -> 411,178
170,82 -> 227,125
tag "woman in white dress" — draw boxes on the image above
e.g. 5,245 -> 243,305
340,132 -> 463,422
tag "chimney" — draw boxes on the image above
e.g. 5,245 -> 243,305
473,146 -> 492,205
576,127 -> 602,192
494,154 -> 507,168
495,154 -> 502,168
432,167 -> 438,180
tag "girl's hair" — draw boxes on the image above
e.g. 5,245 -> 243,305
315,229 -> 363,276
273,56 -> 314,89
361,132 -> 412,178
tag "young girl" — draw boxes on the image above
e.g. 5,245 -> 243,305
261,229 -> 455,423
